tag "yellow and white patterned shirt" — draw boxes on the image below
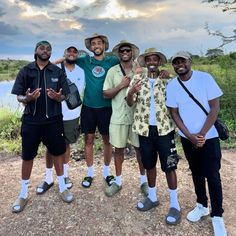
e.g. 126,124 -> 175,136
127,71 -> 175,137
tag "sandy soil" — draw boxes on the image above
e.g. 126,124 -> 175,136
0,149 -> 235,236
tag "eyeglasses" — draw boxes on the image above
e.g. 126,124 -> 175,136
119,48 -> 132,53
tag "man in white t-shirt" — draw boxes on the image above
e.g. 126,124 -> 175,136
36,46 -> 85,193
166,51 -> 227,236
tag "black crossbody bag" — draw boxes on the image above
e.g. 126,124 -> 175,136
61,63 -> 82,110
177,77 -> 229,141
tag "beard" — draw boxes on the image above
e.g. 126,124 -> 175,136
93,49 -> 104,56
36,53 -> 50,61
148,65 -> 157,73
175,68 -> 189,76
65,58 -> 76,64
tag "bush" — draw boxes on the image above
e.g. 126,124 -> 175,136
0,108 -> 22,153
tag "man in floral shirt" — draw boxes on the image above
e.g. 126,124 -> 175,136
126,48 -> 181,225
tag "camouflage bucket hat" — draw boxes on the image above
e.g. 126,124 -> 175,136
138,47 -> 167,67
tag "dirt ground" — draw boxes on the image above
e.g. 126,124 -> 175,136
0,149 -> 235,236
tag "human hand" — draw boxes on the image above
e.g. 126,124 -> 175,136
47,88 -> 62,102
129,79 -> 142,95
120,76 -> 131,88
159,70 -> 170,79
189,134 -> 206,148
25,88 -> 41,102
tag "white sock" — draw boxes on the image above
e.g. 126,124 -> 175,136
212,216 -> 227,236
168,188 -> 180,210
63,163 -> 69,178
140,175 -> 147,185
115,175 -> 122,186
57,175 -> 67,193
103,165 -> 110,179
19,179 -> 29,199
87,166 -> 94,178
148,186 -> 157,202
45,168 -> 53,184
166,188 -> 181,223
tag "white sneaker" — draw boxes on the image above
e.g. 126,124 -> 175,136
187,203 -> 209,222
212,216 -> 227,236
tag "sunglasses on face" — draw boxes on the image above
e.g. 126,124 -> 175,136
119,48 -> 132,53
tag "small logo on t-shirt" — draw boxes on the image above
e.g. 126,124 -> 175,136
92,66 -> 105,77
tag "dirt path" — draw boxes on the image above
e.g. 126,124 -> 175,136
0,149 -> 235,236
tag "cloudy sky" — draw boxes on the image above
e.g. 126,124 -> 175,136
0,0 -> 235,60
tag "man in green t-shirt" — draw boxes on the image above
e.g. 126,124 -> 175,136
77,33 -> 119,188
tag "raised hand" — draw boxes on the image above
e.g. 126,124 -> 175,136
130,79 -> 142,94
46,88 -> 62,102
25,88 -> 42,102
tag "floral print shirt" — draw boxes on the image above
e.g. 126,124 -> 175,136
127,71 -> 175,137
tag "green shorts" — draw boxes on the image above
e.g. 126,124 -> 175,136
63,118 -> 80,144
109,123 -> 139,148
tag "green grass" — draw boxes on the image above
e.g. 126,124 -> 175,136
0,55 -> 235,155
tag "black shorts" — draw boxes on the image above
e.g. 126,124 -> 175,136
80,105 -> 112,135
139,127 -> 178,172
21,121 -> 66,160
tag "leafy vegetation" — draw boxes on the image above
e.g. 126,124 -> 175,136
0,59 -> 29,81
0,108 -> 22,154
0,55 -> 235,154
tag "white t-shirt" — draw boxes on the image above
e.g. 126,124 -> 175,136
60,64 -> 85,121
166,70 -> 223,139
149,78 -> 157,125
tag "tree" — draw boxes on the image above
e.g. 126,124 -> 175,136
206,48 -> 224,57
204,0 -> 236,12
203,0 -> 236,47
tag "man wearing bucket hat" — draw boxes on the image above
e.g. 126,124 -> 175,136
36,45 -> 85,194
126,48 -> 181,225
75,33 -> 119,188
11,41 -> 74,213
103,40 -> 148,197
166,51 -> 227,236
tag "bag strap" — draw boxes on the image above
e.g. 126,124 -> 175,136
119,63 -> 126,76
60,62 -> 66,75
177,77 -> 209,116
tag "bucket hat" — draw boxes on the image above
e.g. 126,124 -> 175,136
138,47 -> 167,67
84,33 -> 109,51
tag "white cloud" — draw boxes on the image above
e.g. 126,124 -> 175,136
0,0 -> 235,60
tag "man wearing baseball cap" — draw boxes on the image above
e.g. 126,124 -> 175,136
11,40 -> 74,213
36,45 -> 85,193
103,40 -> 148,197
166,51 -> 227,236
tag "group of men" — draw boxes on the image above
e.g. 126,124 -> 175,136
11,33 -> 227,236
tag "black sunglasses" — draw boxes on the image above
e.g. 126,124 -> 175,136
119,48 -> 132,53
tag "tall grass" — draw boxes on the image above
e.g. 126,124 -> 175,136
0,108 -> 22,154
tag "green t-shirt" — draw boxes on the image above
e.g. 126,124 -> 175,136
76,54 -> 119,108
